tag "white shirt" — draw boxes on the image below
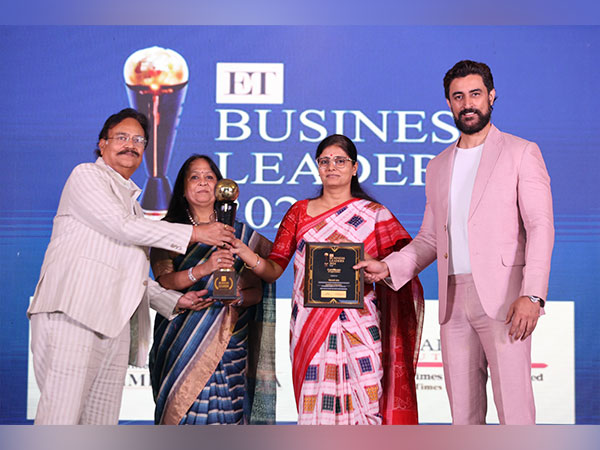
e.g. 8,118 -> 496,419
448,144 -> 483,275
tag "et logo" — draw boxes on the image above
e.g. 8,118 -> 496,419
216,63 -> 284,104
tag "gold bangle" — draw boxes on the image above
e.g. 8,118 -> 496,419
243,252 -> 261,270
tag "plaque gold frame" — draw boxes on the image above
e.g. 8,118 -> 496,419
304,242 -> 364,309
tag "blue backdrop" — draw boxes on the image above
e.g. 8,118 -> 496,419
0,26 -> 598,423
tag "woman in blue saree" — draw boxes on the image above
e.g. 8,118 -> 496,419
149,154 -> 276,425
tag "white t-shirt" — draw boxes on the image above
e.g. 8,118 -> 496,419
448,144 -> 483,275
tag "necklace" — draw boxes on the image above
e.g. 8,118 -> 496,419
187,209 -> 215,226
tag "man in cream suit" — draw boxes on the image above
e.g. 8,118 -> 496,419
355,61 -> 554,424
27,108 -> 236,424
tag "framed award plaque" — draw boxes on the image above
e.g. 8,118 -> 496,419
304,242 -> 364,309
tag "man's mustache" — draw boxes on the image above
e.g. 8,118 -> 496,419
459,108 -> 480,118
117,149 -> 140,157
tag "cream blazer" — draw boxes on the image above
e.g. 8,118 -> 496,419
28,158 -> 192,365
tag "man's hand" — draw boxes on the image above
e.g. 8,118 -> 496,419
176,289 -> 213,312
505,296 -> 541,341
353,259 -> 390,283
191,223 -> 235,247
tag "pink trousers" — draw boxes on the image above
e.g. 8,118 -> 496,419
440,274 -> 535,424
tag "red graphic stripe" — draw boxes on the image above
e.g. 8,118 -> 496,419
417,362 -> 443,368
417,362 -> 548,368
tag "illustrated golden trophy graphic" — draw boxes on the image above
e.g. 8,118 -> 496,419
213,179 -> 240,300
123,46 -> 189,218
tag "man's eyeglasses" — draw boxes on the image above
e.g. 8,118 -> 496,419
106,134 -> 147,147
316,157 -> 354,168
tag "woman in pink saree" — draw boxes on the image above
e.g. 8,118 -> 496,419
232,135 -> 424,424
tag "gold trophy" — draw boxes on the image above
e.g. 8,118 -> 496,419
123,46 -> 189,218
213,179 -> 239,300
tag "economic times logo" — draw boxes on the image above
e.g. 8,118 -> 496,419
216,62 -> 284,104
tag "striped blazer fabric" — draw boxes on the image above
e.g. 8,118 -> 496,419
28,158 -> 193,365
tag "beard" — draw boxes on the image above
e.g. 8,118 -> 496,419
453,104 -> 492,135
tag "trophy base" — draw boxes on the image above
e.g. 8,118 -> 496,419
141,176 -> 172,213
213,269 -> 238,300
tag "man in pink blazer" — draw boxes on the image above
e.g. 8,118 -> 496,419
27,108 -> 236,424
355,61 -> 554,424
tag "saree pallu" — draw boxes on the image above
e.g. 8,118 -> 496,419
270,198 -> 424,424
149,221 -> 276,425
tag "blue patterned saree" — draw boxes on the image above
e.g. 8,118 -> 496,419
149,221 -> 276,424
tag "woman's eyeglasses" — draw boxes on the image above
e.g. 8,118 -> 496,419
316,157 -> 354,168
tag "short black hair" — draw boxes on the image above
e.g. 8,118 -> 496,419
443,60 -> 495,100
94,108 -> 149,158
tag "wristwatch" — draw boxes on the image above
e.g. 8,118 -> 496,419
527,295 -> 545,308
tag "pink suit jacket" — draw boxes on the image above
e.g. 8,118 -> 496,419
384,125 -> 554,323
